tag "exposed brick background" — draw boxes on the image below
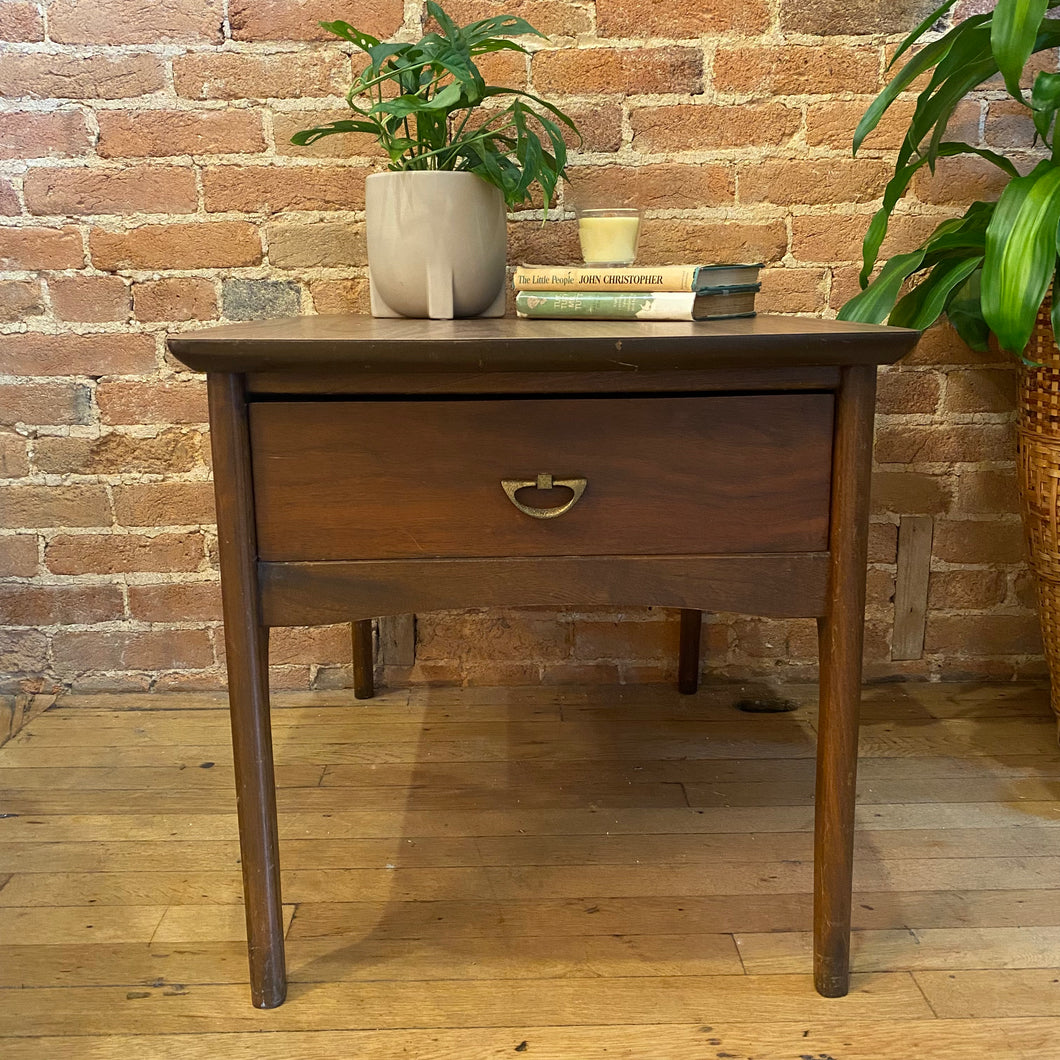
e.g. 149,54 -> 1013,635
0,0 -> 1046,693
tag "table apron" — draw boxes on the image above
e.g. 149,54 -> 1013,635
257,553 -> 831,626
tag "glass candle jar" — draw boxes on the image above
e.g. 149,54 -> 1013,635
576,206 -> 641,266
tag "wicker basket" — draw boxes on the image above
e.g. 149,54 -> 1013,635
1018,297 -> 1060,730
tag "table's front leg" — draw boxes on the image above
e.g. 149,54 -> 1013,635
814,364 -> 876,998
208,372 -> 287,1009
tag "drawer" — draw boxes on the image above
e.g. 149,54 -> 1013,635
249,394 -> 834,561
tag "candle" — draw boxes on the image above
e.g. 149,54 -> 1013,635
577,207 -> 641,266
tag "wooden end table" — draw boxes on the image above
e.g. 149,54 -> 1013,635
169,315 -> 919,1008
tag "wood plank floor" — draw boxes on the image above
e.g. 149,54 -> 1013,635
0,680 -> 1058,1058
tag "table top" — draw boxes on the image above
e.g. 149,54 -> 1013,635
168,314 -> 920,375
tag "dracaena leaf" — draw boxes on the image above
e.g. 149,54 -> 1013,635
889,254 -> 983,330
839,249 -> 930,324
983,159 -> 1060,352
992,0 -> 1051,100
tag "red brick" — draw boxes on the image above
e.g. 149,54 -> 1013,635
782,0 -> 942,35
97,109 -> 266,158
0,227 -> 83,270
52,629 -> 215,671
112,481 -> 215,526
903,322 -> 1007,368
0,629 -> 48,675
630,104 -> 801,153
0,534 -> 38,576
0,381 -> 90,425
417,609 -> 570,664
925,614 -> 1042,655
273,109 -> 386,158
91,222 -> 262,270
45,531 -> 206,574
875,423 -> 1015,465
446,0 -> 590,38
265,221 -> 365,267
0,428 -> 28,478
49,275 -> 130,322
267,624 -> 352,664
984,98 -> 1037,150
0,177 -> 18,215
0,584 -> 124,625
127,581 -> 222,622
0,1 -> 43,40
133,277 -> 218,322
637,220 -> 787,266
95,379 -> 208,425
739,158 -> 892,206
715,45 -> 880,96
944,367 -> 1018,414
32,428 -> 205,476
756,268 -> 827,314
0,333 -> 156,377
791,212 -> 941,266
309,278 -> 372,315
561,103 -> 623,154
876,369 -> 941,415
932,519 -> 1027,565
573,616 -> 678,661
533,46 -> 702,97
49,0 -> 223,44
870,471 -> 951,515
954,469 -> 1019,514
568,163 -> 733,211
913,154 -> 1011,205
597,0 -> 769,37
0,110 -> 92,160
203,165 -> 368,213
0,484 -> 111,528
173,52 -> 349,101
868,521 -> 898,563
231,0 -> 402,40
24,166 -> 197,217
928,570 -> 1007,611
0,53 -> 165,100
0,279 -> 44,322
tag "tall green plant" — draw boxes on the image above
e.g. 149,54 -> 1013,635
839,0 -> 1060,359
290,1 -> 580,210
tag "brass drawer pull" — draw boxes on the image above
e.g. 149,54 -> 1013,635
501,473 -> 587,519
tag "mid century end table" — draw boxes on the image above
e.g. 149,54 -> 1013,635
169,315 -> 919,1008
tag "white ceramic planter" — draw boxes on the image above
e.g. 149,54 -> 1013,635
366,171 -> 507,319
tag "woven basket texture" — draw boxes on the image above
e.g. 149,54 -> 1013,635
1017,298 -> 1060,724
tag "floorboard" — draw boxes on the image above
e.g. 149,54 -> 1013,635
0,682 -> 1057,1058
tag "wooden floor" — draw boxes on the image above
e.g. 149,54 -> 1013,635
1,681 -> 1059,1058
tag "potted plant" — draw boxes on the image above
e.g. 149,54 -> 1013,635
839,0 -> 1060,733
291,1 -> 580,319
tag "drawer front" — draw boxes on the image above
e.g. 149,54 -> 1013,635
249,394 -> 834,561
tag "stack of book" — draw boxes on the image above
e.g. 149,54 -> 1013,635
513,263 -> 762,321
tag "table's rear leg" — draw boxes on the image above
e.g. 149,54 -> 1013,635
208,373 -> 287,1009
352,619 -> 375,699
678,609 -> 702,694
813,364 -> 875,998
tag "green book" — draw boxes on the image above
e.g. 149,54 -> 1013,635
515,286 -> 759,321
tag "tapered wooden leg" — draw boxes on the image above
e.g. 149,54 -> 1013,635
352,619 -> 375,699
814,364 -> 876,999
209,373 -> 287,1009
678,609 -> 702,694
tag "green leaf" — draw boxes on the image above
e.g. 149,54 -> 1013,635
289,118 -> 379,145
945,270 -> 992,351
838,249 -> 929,324
853,15 -> 991,154
890,254 -> 983,329
319,20 -> 379,50
983,159 -> 1060,351
1031,70 -> 1060,141
991,0 -> 1050,100
888,0 -> 962,71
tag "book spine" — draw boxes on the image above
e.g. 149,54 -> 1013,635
515,291 -> 695,320
514,265 -> 699,292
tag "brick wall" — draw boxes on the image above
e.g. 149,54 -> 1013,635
0,0 -> 1046,694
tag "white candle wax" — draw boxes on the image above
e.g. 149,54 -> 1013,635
578,215 -> 640,265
